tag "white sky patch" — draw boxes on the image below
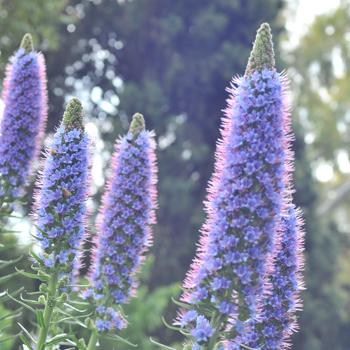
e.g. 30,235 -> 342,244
337,150 -> 350,173
304,131 -> 315,144
332,46 -> 346,78
12,215 -> 33,246
85,121 -> 105,190
285,0 -> 341,49
91,86 -> 103,103
315,161 -> 334,182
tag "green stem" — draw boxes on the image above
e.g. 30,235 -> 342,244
87,329 -> 98,350
207,327 -> 220,349
35,271 -> 58,350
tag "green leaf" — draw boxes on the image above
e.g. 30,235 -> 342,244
36,310 -> 45,328
101,333 -> 138,347
161,316 -> 190,336
19,333 -> 33,349
0,332 -> 21,344
67,299 -> 90,306
45,333 -> 69,346
6,292 -> 36,314
20,293 -> 43,305
18,322 -> 36,345
63,302 -> 88,313
237,343 -> 257,350
0,287 -> 24,302
149,337 -> 177,350
55,308 -> 88,328
0,271 -> 19,284
0,255 -> 23,270
0,307 -> 22,322
171,297 -> 192,309
30,251 -> 44,266
15,268 -> 49,282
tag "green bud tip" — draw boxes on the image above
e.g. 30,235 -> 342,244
245,23 -> 275,76
62,98 -> 84,130
129,113 -> 145,137
20,33 -> 34,53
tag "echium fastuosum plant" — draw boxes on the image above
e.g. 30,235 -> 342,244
234,203 -> 304,350
15,98 -> 90,350
0,33 -> 47,213
174,23 -> 297,350
84,113 -> 157,349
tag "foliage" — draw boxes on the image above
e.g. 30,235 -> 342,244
0,0 -> 70,69
288,3 -> 350,349
292,129 -> 349,350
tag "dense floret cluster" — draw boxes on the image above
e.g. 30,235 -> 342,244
177,23 -> 295,349
35,99 -> 89,275
0,34 -> 47,203
240,204 -> 304,350
88,114 -> 157,332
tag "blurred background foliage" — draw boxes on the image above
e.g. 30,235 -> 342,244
1,0 -> 350,349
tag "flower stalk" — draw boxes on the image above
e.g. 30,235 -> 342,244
85,112 -> 157,348
36,271 -> 58,350
87,329 -> 98,350
26,98 -> 89,349
176,23 -> 294,349
0,33 -> 47,211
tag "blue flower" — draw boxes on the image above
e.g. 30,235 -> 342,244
191,316 -> 214,343
35,99 -> 88,280
0,34 -> 47,202
177,23 -> 298,347
88,114 -> 157,332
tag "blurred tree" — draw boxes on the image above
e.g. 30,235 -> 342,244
289,1 -> 350,218
287,3 -> 350,348
47,0 -> 285,288
0,0 -> 71,69
292,125 -> 349,350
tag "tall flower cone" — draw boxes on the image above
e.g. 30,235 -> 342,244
35,98 -> 89,275
0,33 -> 47,208
86,113 -> 157,337
176,23 -> 293,349
31,98 -> 90,350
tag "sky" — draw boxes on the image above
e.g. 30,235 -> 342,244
285,0 -> 340,49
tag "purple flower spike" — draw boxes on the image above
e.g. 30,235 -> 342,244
177,23 -> 294,347
239,204 -> 304,350
0,33 -> 47,203
34,98 -> 89,276
89,113 -> 157,332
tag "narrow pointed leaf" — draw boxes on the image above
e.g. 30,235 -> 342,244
17,322 -> 36,344
150,337 -> 177,350
15,268 -> 49,281
0,255 -> 23,270
101,333 -> 138,347
7,292 -> 36,313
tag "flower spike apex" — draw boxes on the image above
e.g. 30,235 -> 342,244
63,98 -> 84,130
20,33 -> 34,53
129,112 -> 145,138
245,22 -> 275,75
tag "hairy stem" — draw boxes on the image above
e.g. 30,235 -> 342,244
87,328 -> 98,350
207,312 -> 223,349
35,271 -> 58,350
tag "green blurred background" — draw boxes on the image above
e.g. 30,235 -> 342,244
1,0 -> 350,349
